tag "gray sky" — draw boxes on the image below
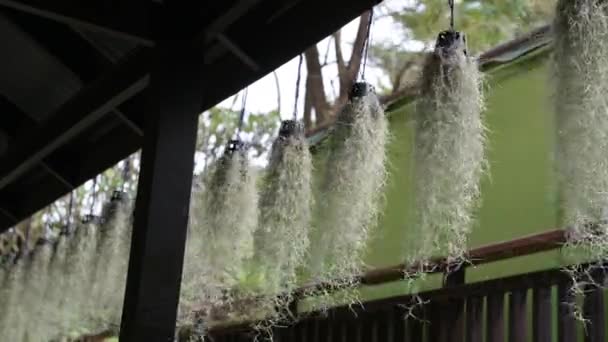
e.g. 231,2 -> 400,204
218,0 -> 425,119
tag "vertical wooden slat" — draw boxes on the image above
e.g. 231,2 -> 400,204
269,328 -> 281,342
299,321 -> 309,342
509,289 -> 527,342
583,272 -> 605,342
445,268 -> 466,342
329,319 -> 342,342
318,318 -> 330,342
409,306 -> 424,342
533,286 -> 552,342
428,301 -> 441,342
361,313 -> 376,342
557,281 -> 577,342
486,293 -> 505,342
346,316 -> 362,342
393,307 -> 407,342
466,296 -> 483,342
376,309 -> 392,342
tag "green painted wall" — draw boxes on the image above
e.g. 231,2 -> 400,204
312,59 -> 563,301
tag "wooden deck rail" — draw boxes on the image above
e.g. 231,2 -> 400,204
293,229 -> 567,299
210,229 -> 568,335
213,261 -> 606,342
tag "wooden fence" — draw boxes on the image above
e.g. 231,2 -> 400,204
210,230 -> 607,342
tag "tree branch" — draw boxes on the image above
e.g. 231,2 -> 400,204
272,71 -> 281,114
304,45 -> 331,125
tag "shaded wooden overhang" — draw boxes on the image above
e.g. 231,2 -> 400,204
0,0 -> 381,232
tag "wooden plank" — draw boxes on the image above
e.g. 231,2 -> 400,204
583,272 -> 606,342
0,0 -> 153,45
118,41 -> 202,341
393,307 -> 407,342
375,309 -> 392,342
486,293 -> 505,342
331,319 -> 344,342
533,286 -> 552,342
409,306 -> 424,342
346,317 -> 361,342
361,313 -> 376,342
294,230 -> 566,299
318,318 -> 330,342
0,48 -> 149,192
557,281 -> 577,342
428,301 -> 442,342
445,268 -> 466,342
466,297 -> 483,342
509,289 -> 528,342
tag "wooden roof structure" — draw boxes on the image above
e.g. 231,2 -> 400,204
0,1 -> 379,340
0,0 -> 379,232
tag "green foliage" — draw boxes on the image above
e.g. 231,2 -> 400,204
197,108 -> 280,168
392,0 -> 553,52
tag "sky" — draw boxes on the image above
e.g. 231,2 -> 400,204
216,0 -> 425,120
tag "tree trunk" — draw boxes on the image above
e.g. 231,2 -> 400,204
304,46 -> 331,125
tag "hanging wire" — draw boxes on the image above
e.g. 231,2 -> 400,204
121,157 -> 131,192
236,88 -> 249,139
90,175 -> 98,215
64,191 -> 74,235
448,0 -> 455,31
360,8 -> 375,82
293,54 -> 304,121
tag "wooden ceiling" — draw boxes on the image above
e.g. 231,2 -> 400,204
0,0 -> 380,232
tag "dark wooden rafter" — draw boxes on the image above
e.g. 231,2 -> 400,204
4,8 -> 114,83
0,0 -> 153,46
0,0 -> 382,233
0,48 -> 150,192
201,0 -> 382,109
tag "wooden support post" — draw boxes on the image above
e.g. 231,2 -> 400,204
119,39 -> 203,341
508,288 -> 527,342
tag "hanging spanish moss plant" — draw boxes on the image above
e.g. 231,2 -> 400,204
309,82 -> 388,298
410,29 -> 486,271
0,190 -> 133,340
251,120 -> 313,326
21,241 -> 54,342
181,139 -> 259,330
64,216 -> 101,332
92,191 -> 133,331
553,0 -> 608,320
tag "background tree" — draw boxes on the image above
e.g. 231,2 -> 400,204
301,0 -> 554,131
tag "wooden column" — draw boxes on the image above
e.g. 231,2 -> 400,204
119,38 -> 203,341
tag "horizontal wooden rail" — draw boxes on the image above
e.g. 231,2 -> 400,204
211,229 -> 568,334
294,229 -> 566,298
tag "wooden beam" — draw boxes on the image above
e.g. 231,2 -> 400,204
119,41 -> 202,341
201,0 -> 382,110
0,48 -> 149,192
0,0 -> 153,46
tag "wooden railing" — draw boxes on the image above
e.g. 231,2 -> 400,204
208,229 -> 608,341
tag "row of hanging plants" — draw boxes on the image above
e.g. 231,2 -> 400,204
179,0 -> 608,334
0,192 -> 132,341
2,1 -> 608,340
554,0 -> 608,320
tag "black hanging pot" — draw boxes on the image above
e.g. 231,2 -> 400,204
349,82 -> 374,99
435,29 -> 467,57
279,119 -> 304,138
